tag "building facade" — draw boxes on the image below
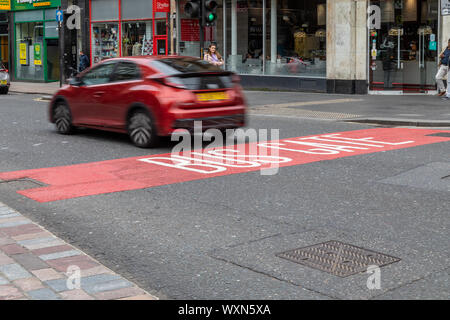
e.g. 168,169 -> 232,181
0,10 -> 8,70
6,0 -> 62,82
2,0 -> 449,94
175,0 -> 447,94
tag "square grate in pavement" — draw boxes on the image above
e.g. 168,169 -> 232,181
276,240 -> 400,278
426,132 -> 450,138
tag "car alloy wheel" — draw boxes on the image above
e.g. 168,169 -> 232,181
128,111 -> 159,148
54,102 -> 74,134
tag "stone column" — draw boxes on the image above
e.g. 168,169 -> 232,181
327,0 -> 368,94
441,16 -> 450,52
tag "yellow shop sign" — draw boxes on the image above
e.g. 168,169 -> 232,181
0,0 -> 11,11
19,42 -> 28,66
33,1 -> 51,7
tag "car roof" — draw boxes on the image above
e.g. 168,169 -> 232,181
100,55 -> 200,65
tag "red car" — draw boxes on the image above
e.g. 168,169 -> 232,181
49,56 -> 247,147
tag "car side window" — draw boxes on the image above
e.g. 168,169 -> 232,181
81,63 -> 116,86
112,62 -> 141,82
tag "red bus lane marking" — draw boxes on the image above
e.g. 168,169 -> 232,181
0,128 -> 449,203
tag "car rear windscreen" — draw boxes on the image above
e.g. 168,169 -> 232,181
150,58 -> 234,90
150,58 -> 224,75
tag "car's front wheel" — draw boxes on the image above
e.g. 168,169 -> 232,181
127,110 -> 159,148
53,101 -> 74,134
0,87 -> 8,94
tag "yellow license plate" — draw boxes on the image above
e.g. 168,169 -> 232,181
196,92 -> 228,102
0,80 -> 6,85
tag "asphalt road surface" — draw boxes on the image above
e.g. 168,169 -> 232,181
0,92 -> 449,299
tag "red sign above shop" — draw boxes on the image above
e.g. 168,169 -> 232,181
181,19 -> 214,42
181,19 -> 200,41
153,0 -> 170,12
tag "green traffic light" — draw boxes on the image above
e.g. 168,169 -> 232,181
207,13 -> 216,22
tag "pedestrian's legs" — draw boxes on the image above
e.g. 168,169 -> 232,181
384,71 -> 389,89
436,65 -> 448,93
384,70 -> 392,89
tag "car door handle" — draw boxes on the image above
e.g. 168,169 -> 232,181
93,91 -> 105,98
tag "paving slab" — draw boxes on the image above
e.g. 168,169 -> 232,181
0,201 -> 158,300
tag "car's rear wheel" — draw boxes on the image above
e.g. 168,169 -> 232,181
127,110 -> 159,148
53,101 -> 74,134
0,87 -> 7,94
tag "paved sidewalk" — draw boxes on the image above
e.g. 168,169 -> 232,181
9,82 -> 61,95
246,91 -> 450,127
0,202 -> 158,300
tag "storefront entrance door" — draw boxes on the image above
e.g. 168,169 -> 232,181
46,39 -> 59,82
369,0 -> 439,93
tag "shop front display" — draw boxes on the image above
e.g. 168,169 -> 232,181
368,0 -> 439,93
122,21 -> 153,57
90,0 -> 168,64
0,11 -> 8,70
11,0 -> 61,82
182,0 -> 327,79
92,23 -> 119,64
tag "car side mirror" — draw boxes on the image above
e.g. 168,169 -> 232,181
69,76 -> 83,86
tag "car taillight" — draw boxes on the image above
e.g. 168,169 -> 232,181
163,76 -> 186,89
0,69 -> 7,73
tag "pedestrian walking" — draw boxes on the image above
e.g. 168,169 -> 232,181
78,50 -> 90,73
436,39 -> 450,97
204,44 -> 224,66
382,47 -> 395,90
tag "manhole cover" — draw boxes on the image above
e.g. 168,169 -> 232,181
276,240 -> 400,277
426,133 -> 450,138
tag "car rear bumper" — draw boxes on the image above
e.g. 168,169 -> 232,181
161,105 -> 247,135
172,114 -> 246,132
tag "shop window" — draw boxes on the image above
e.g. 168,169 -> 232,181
82,62 -> 117,85
44,9 -> 57,21
15,22 -> 45,81
45,21 -> 59,38
121,21 -> 153,56
0,12 -> 7,22
0,36 -> 8,69
270,0 -> 327,77
92,23 -> 119,64
155,20 -> 167,36
91,0 -> 119,22
15,10 -> 44,23
223,0 -> 326,77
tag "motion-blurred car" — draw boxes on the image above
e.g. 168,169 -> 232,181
0,63 -> 10,94
49,56 -> 247,148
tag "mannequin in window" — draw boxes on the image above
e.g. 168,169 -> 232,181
122,36 -> 131,57
132,36 -> 143,56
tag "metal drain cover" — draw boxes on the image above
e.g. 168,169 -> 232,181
426,132 -> 450,138
276,240 -> 400,277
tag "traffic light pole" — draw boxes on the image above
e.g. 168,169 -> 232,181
200,0 -> 205,58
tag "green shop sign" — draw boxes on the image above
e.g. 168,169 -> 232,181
13,0 -> 61,11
